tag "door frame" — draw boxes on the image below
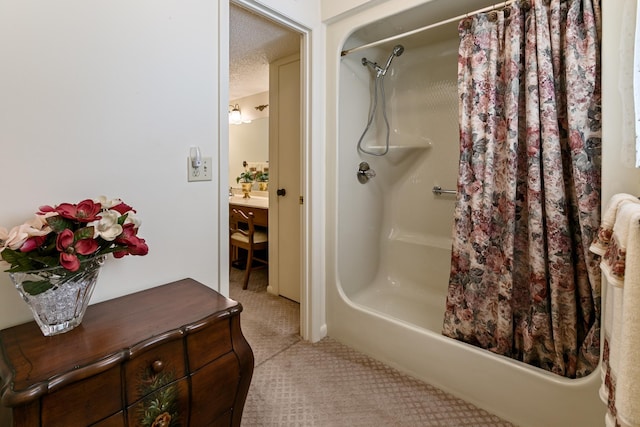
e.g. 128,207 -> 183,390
221,0 -> 315,340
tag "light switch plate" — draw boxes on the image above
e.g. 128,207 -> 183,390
187,157 -> 212,182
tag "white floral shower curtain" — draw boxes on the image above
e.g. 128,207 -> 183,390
442,0 -> 602,378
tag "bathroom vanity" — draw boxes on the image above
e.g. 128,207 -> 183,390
229,195 -> 269,227
0,279 -> 254,427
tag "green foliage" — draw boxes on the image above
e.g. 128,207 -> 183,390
136,369 -> 180,426
8,256 -> 104,295
74,227 -> 94,241
255,171 -> 269,182
22,279 -> 55,296
236,171 -> 254,183
1,247 -> 58,272
46,215 -> 73,233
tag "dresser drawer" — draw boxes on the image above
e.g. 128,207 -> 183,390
124,339 -> 186,406
91,411 -> 125,426
190,352 -> 240,425
127,378 -> 190,426
186,319 -> 233,371
41,366 -> 121,427
199,411 -> 232,427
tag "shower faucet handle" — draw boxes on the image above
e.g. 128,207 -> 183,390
357,162 -> 376,184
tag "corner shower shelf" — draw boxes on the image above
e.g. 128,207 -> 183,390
364,145 -> 430,165
388,229 -> 452,249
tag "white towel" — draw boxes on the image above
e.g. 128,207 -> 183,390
590,193 -> 640,256
591,195 -> 640,427
617,206 -> 640,427
602,199 -> 640,287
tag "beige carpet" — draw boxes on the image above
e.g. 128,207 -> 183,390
229,267 -> 516,427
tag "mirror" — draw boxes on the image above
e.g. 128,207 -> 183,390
229,117 -> 269,190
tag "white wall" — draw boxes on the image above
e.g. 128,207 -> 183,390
254,0 -> 322,25
322,0 -> 381,22
0,1 -> 221,328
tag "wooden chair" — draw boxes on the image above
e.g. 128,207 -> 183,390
230,208 -> 268,289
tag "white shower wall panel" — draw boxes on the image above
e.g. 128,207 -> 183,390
387,37 -> 459,249
337,45 -> 387,295
338,37 -> 458,305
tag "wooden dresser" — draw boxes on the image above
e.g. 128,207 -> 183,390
0,279 -> 254,427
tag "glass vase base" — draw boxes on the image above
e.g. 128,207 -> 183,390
10,256 -> 105,336
37,317 -> 85,337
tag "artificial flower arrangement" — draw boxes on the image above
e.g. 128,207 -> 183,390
0,196 -> 148,274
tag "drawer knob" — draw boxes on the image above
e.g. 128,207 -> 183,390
151,360 -> 164,373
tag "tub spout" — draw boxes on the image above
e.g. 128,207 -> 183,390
357,162 -> 376,184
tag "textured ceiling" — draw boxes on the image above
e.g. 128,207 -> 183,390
229,4 -> 300,100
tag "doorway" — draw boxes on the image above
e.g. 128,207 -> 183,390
227,0 -> 306,331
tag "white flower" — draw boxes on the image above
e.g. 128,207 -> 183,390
1,217 -> 51,250
94,196 -> 123,209
90,210 -> 123,241
32,211 -> 57,227
123,211 -> 142,228
0,226 -> 8,254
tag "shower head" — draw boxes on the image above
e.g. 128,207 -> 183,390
381,44 -> 405,76
361,45 -> 405,77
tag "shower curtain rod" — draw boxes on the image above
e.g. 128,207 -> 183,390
340,1 -> 516,57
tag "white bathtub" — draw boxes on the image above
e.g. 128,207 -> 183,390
325,1 -> 604,426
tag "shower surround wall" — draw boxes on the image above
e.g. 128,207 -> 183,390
326,1 -> 603,426
339,38 -> 458,331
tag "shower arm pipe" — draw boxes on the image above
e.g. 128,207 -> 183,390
340,1 -> 515,57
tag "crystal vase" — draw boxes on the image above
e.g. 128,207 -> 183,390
9,256 -> 106,336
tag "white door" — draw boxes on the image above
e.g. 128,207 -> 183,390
268,54 -> 301,303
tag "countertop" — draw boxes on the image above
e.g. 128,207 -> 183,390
229,195 -> 269,209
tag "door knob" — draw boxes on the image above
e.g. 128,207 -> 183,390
277,188 -> 286,196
